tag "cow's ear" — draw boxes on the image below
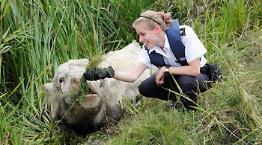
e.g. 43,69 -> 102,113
43,83 -> 60,119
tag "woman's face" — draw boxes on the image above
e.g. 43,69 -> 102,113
134,22 -> 160,49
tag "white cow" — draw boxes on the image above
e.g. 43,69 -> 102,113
43,42 -> 151,134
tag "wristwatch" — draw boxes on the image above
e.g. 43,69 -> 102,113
165,66 -> 170,73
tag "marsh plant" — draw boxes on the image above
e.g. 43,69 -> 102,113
0,0 -> 261,144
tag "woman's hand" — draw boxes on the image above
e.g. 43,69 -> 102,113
83,66 -> 115,81
155,66 -> 168,86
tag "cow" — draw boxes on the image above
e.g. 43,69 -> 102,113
43,42 -> 151,134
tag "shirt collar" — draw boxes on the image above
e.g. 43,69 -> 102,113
163,34 -> 170,50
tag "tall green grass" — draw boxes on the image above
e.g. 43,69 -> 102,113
0,0 -> 261,144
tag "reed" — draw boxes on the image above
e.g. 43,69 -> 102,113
0,0 -> 261,144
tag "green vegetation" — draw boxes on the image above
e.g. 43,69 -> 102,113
0,0 -> 261,144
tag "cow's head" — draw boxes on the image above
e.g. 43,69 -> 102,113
43,59 -> 104,118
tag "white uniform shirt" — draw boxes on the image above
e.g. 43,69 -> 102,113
138,25 -> 207,68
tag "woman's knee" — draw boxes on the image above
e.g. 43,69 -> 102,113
177,76 -> 195,90
138,76 -> 156,96
138,82 -> 147,96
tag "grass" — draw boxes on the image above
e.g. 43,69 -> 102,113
0,0 -> 261,144
103,31 -> 262,144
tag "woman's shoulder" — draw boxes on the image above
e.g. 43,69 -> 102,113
180,25 -> 194,32
179,25 -> 197,37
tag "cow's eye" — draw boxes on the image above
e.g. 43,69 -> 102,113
59,78 -> 64,83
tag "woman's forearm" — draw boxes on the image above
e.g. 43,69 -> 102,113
114,62 -> 147,82
168,66 -> 200,76
114,71 -> 138,82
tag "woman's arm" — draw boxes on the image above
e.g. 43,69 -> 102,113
114,62 -> 147,82
168,58 -> 201,76
155,58 -> 201,86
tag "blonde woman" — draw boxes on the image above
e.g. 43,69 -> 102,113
84,10 -> 211,110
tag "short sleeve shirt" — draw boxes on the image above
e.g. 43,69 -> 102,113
138,25 -> 207,68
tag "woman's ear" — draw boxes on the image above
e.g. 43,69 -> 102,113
154,25 -> 162,33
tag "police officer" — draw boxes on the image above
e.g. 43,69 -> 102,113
83,10 -> 211,110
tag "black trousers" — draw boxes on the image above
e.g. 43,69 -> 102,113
138,71 -> 210,109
